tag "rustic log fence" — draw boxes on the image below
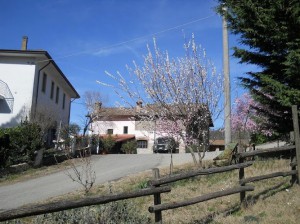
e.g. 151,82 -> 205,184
0,162 -> 256,223
236,145 -> 297,203
0,106 -> 299,223
148,161 -> 255,223
0,186 -> 171,222
147,105 -> 299,222
234,105 -> 300,204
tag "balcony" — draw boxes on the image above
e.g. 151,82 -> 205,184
0,80 -> 14,113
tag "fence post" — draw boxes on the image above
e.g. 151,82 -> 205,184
239,157 -> 246,205
250,144 -> 255,161
152,168 -> 162,224
291,153 -> 297,184
290,131 -> 296,184
291,105 -> 300,184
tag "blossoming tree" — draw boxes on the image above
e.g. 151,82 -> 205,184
232,93 -> 258,131
101,35 -> 223,167
232,93 -> 274,151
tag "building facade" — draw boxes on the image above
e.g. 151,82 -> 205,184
89,102 -> 214,154
0,37 -> 80,138
89,106 -> 157,154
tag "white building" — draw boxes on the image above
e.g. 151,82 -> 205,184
0,37 -> 80,140
89,102 -> 213,154
89,105 -> 156,154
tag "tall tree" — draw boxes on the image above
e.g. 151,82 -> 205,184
217,0 -> 300,135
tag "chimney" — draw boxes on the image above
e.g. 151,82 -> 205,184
21,36 -> 28,50
136,101 -> 143,113
94,102 -> 102,115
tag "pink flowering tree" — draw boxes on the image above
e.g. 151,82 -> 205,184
232,93 -> 274,150
100,35 -> 223,167
232,93 -> 258,132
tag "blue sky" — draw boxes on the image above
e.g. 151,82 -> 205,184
0,0 -> 256,129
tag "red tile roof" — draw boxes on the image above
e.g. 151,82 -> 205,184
100,134 -> 135,142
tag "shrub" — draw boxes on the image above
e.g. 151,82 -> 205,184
0,132 -> 10,168
0,121 -> 44,167
31,201 -> 150,224
42,149 -> 68,166
10,121 -> 43,164
101,135 -> 116,153
121,140 -> 137,154
75,135 -> 89,148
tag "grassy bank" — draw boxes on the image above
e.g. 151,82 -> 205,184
2,159 -> 300,223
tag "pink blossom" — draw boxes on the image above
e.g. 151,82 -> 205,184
232,93 -> 274,136
232,93 -> 258,133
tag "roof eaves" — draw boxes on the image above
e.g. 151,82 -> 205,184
0,49 -> 80,99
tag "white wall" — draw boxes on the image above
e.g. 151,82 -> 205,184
0,63 -> 35,127
0,60 -> 74,129
91,120 -> 136,135
35,65 -> 72,125
91,120 -> 154,153
91,120 -> 186,154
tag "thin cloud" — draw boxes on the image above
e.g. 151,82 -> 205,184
92,38 -> 147,57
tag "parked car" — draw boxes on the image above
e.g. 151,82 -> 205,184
153,137 -> 178,153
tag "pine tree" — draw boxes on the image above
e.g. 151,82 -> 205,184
217,0 -> 300,135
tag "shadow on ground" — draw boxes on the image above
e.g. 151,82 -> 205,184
190,180 -> 292,224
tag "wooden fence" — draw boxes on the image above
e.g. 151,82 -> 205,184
0,105 -> 299,223
0,186 -> 171,222
236,144 -> 297,203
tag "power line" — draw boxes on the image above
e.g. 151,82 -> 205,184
37,14 -> 216,63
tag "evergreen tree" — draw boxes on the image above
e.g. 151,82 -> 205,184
217,0 -> 300,135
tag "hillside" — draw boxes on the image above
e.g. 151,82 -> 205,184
3,158 -> 299,223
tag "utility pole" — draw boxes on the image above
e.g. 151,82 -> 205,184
222,6 -> 232,147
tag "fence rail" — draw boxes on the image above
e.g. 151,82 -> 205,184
237,145 -> 295,158
149,161 -> 253,186
148,185 -> 254,213
239,170 -> 297,185
0,186 -> 171,222
0,106 -> 299,223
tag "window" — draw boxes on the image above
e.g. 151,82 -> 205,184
55,86 -> 60,104
107,129 -> 113,134
50,81 -> 54,99
62,93 -> 66,109
42,73 -> 47,93
123,126 -> 128,134
137,140 -> 148,148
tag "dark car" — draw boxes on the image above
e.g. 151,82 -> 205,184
153,137 -> 178,153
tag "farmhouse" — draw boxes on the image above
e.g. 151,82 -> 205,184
88,102 -> 214,154
87,102 -> 155,154
0,36 -> 80,143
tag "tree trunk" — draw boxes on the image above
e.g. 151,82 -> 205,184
187,146 -> 198,166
